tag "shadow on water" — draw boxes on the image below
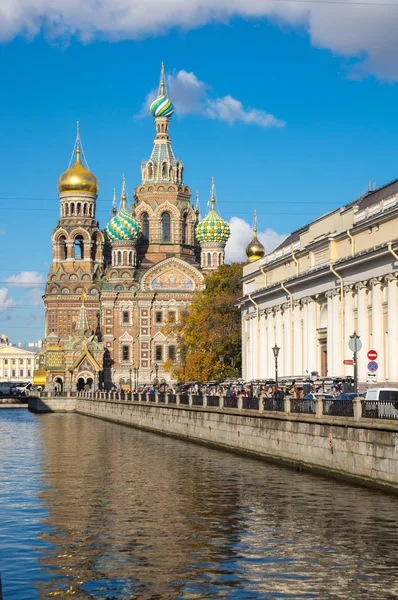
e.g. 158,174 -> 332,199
1,410 -> 398,599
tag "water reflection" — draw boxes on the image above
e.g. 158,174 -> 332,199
1,411 -> 398,599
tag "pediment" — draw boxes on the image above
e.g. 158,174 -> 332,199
141,258 -> 204,292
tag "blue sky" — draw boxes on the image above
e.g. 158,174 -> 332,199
1,4 -> 398,343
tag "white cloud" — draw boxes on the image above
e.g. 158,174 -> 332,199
4,271 -> 45,289
0,288 -> 15,313
138,70 -> 284,128
225,216 -> 287,263
0,1 -> 396,79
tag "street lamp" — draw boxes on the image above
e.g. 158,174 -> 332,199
272,344 -> 280,389
349,331 -> 361,394
133,366 -> 138,389
154,362 -> 159,386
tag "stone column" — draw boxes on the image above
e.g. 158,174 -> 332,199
275,307 -> 283,377
302,298 -> 309,375
371,278 -> 385,381
344,286 -> 355,377
387,275 -> 398,383
326,290 -> 334,377
332,289 -> 342,377
259,311 -> 267,379
267,308 -> 275,377
293,301 -> 302,376
282,302 -> 291,377
306,298 -> 317,375
356,282 -> 369,383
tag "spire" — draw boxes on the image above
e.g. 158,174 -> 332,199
159,62 -> 165,96
210,176 -> 216,210
253,209 -> 258,236
121,174 -> 127,210
195,191 -> 200,223
68,121 -> 90,170
112,189 -> 117,215
75,292 -> 90,335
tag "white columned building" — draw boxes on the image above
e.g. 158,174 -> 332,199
239,177 -> 398,387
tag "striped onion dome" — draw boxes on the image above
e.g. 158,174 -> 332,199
196,179 -> 230,244
150,94 -> 174,118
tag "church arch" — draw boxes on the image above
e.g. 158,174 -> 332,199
161,212 -> 171,242
182,212 -> 188,244
142,212 -> 150,241
74,235 -> 84,260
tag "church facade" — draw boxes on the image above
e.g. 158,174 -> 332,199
41,65 -> 230,392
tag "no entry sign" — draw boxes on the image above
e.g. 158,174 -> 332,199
367,350 -> 378,360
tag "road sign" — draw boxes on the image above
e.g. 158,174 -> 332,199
367,360 -> 378,372
367,350 -> 378,360
366,372 -> 378,383
349,337 -> 362,353
343,359 -> 354,365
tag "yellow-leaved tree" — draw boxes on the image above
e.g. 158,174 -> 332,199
163,263 -> 243,382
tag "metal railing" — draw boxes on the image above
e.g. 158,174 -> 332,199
30,390 -> 398,425
362,400 -> 398,421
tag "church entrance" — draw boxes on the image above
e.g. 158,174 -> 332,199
77,376 -> 94,392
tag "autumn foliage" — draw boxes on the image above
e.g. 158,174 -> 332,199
163,263 -> 243,382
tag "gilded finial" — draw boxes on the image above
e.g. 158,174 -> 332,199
112,188 -> 117,215
253,209 -> 258,236
67,120 -> 90,170
210,176 -> 215,210
121,174 -> 127,210
159,62 -> 165,96
81,291 -> 87,305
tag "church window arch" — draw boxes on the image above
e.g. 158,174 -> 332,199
162,162 -> 168,178
83,203 -> 87,216
91,233 -> 98,261
74,235 -> 84,260
76,203 -> 82,215
161,212 -> 171,242
117,251 -> 122,265
207,253 -> 211,267
70,203 -> 75,215
182,213 -> 188,244
142,213 -> 150,241
147,162 -> 153,179
64,204 -> 69,216
59,235 -> 67,260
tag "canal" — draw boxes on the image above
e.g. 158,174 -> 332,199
1,410 -> 398,599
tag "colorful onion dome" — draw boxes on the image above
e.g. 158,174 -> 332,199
106,184 -> 140,242
246,210 -> 265,261
58,147 -> 98,195
150,63 -> 174,118
195,179 -> 230,244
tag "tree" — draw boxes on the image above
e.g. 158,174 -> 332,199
163,263 -> 243,382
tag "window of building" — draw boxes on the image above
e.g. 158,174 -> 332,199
168,346 -> 176,361
19,359 -> 23,365
12,370 -> 16,377
12,359 -> 16,365
182,213 -> 188,244
59,236 -> 67,260
122,311 -> 129,324
4,359 -> 8,365
122,346 -> 130,362
161,212 -> 171,242
142,212 -> 150,241
27,359 -> 31,365
168,311 -> 176,323
155,311 -> 163,324
19,369 -> 23,377
28,370 -> 31,377
155,346 -> 163,361
74,235 -> 84,260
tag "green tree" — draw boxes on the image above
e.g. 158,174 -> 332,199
163,263 -> 243,382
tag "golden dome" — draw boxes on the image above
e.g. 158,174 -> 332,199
246,236 -> 265,261
58,148 -> 98,196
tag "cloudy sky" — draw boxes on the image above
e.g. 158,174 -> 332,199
0,0 -> 398,342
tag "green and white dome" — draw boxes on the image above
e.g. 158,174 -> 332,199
106,184 -> 140,242
196,179 -> 230,244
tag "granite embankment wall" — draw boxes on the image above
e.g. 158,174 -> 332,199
29,396 -> 398,493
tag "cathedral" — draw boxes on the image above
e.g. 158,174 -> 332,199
40,65 -> 231,392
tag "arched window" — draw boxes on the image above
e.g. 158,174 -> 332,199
76,203 -> 81,215
91,233 -> 98,261
207,253 -> 211,267
162,162 -> 168,178
83,203 -> 87,216
147,162 -> 153,179
70,203 -> 75,215
182,213 -> 188,244
117,251 -> 122,265
142,213 -> 149,241
64,204 -> 69,216
59,236 -> 67,260
161,212 -> 171,242
74,235 -> 84,260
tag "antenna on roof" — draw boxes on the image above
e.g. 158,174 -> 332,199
373,181 -> 377,190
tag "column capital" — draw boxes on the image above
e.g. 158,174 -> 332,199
293,299 -> 302,308
355,281 -> 368,291
385,273 -> 398,283
344,284 -> 355,294
370,277 -> 384,288
301,296 -> 315,306
281,302 -> 291,311
325,288 -> 339,299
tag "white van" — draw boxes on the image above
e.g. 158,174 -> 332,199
364,388 -> 398,420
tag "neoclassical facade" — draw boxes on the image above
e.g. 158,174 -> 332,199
239,179 -> 398,385
0,342 -> 36,382
41,66 -> 230,391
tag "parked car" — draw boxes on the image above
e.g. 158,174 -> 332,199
363,388 -> 398,420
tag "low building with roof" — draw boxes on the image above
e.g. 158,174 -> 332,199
0,340 -> 37,383
238,179 -> 398,386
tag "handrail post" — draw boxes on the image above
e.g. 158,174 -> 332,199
237,395 -> 243,411
203,395 -> 207,408
155,393 -> 159,403
188,394 -> 193,407
284,396 -> 291,414
258,394 -> 265,413
176,393 -> 181,405
353,397 -> 362,421
315,398 -> 323,418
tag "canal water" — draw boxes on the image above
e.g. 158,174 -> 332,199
1,410 -> 398,600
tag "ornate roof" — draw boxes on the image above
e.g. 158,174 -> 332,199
195,178 -> 230,245
106,181 -> 140,242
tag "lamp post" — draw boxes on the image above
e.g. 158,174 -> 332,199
154,362 -> 159,386
129,368 -> 132,392
349,331 -> 361,394
133,366 -> 138,389
272,344 -> 280,389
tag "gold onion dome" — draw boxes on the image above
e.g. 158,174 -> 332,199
246,210 -> 265,261
58,147 -> 98,196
